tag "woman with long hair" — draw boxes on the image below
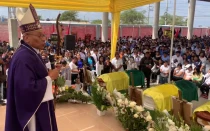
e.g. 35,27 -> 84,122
159,61 -> 170,84
60,60 -> 71,81
96,56 -> 104,76
77,53 -> 84,83
192,67 -> 203,86
85,52 -> 95,71
173,63 -> 184,81
103,57 -> 114,74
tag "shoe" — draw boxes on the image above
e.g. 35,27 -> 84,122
202,94 -> 208,99
204,95 -> 208,99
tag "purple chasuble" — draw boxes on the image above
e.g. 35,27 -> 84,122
5,41 -> 58,131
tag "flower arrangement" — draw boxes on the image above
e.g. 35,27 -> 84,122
90,85 -> 203,131
56,76 -> 66,87
112,89 -> 154,131
153,115 -> 190,131
52,76 -> 66,94
56,87 -> 91,103
91,82 -> 111,112
151,110 -> 203,131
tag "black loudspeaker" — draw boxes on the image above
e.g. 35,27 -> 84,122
64,35 -> 76,50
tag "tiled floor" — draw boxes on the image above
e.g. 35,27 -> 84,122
0,103 -> 125,131
0,89 -> 209,131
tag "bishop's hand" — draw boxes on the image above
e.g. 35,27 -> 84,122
48,69 -> 60,80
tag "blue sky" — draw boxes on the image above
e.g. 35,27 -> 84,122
0,0 -> 210,27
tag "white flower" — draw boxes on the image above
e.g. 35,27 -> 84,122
121,109 -> 125,114
184,124 -> 190,130
97,86 -> 101,91
178,127 -> 184,131
146,115 -> 152,122
82,92 -> 90,97
124,98 -> 129,106
117,99 -> 122,104
134,114 -> 139,118
140,114 -> 144,118
168,119 -> 175,126
106,93 -> 112,101
163,109 -> 170,116
130,108 -> 134,113
148,128 -> 154,131
129,101 -> 136,108
169,125 -> 178,131
136,106 -> 144,112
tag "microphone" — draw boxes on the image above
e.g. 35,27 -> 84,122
49,54 -> 55,69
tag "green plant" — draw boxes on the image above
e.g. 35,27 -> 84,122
57,93 -> 71,103
115,99 -> 152,131
68,87 -> 75,93
152,110 -> 190,131
190,121 -> 203,131
56,76 -> 66,87
57,87 -> 91,103
112,90 -> 153,131
91,82 -> 111,111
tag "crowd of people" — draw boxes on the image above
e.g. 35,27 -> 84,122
41,35 -> 210,99
0,41 -> 13,104
1,34 -> 210,106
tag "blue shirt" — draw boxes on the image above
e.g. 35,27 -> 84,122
88,57 -> 94,70
77,60 -> 83,69
45,42 -> 51,47
161,55 -> 170,62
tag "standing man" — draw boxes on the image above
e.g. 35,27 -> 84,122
140,51 -> 154,88
5,4 -> 59,131
111,53 -> 124,72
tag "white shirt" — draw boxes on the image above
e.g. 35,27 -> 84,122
69,62 -> 78,74
184,70 -> 193,80
133,55 -> 141,66
200,57 -> 207,65
174,68 -> 184,77
111,57 -> 124,72
204,73 -> 210,85
160,65 -> 170,77
127,61 -> 138,70
96,61 -> 104,76
138,53 -> 144,59
171,55 -> 183,68
79,52 -> 86,60
45,62 -> 51,70
91,53 -> 98,64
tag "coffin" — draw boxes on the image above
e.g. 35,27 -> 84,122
98,72 -> 129,92
143,84 -> 179,111
194,101 -> 210,126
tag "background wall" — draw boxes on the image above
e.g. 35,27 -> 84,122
0,22 -> 209,42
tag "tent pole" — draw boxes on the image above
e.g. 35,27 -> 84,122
169,0 -> 176,82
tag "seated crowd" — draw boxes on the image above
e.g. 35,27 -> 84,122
1,34 -> 210,105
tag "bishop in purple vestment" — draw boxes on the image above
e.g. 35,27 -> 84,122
5,4 -> 59,131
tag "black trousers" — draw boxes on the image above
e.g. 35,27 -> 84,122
200,83 -> 209,95
170,67 -> 175,81
79,69 -> 84,83
71,74 -> 78,84
142,69 -> 151,88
